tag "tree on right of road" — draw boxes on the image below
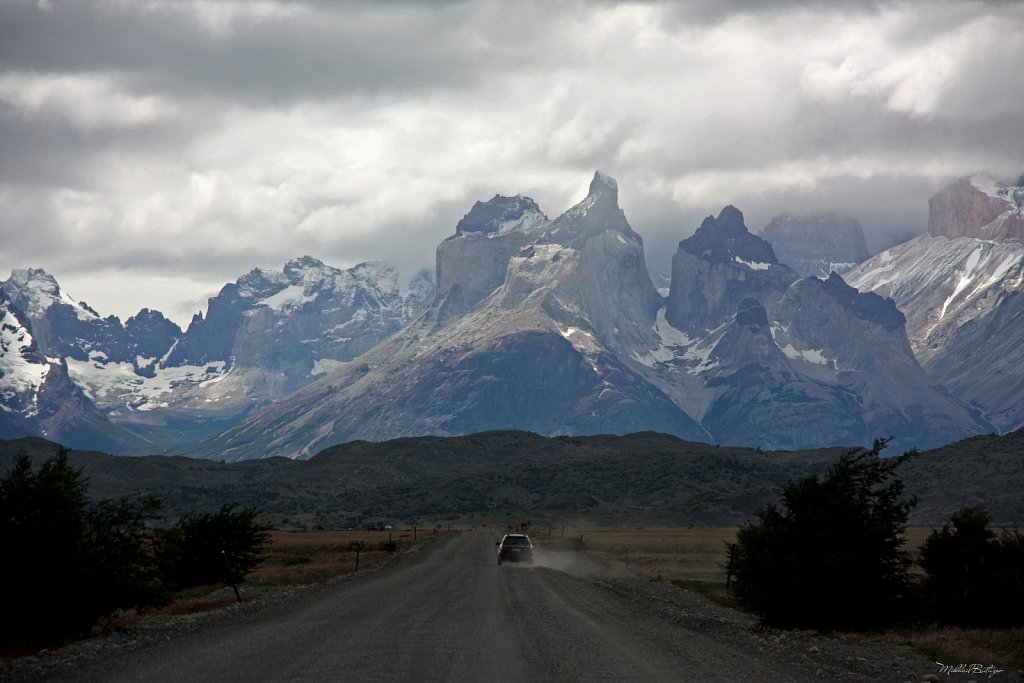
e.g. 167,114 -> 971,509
918,505 -> 1024,627
729,439 -> 917,630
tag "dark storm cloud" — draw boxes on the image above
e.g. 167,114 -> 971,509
0,1 -> 565,102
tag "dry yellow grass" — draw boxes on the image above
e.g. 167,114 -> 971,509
251,528 -> 441,585
561,527 -> 737,582
563,526 -> 940,583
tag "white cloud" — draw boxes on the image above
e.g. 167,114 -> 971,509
0,71 -> 175,130
1,0 -> 1023,323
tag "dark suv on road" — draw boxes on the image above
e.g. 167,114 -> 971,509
496,533 -> 534,565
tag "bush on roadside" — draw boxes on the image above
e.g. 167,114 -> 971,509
156,503 -> 272,590
729,439 -> 917,631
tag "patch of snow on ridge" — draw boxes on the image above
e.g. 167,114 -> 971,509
733,257 -> 771,271
940,247 -> 982,319
970,174 -> 1024,215
778,343 -> 831,366
632,308 -> 692,368
312,358 -> 348,375
261,284 -> 311,311
557,325 -> 601,369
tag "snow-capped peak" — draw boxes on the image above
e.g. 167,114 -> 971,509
453,194 -> 548,239
4,268 -> 99,321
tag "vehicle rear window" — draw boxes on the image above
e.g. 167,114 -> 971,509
504,536 -> 530,546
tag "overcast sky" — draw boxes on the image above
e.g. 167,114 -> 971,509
2,0 -> 1023,327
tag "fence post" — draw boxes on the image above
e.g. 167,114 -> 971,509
355,541 -> 362,572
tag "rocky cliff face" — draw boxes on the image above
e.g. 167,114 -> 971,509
760,213 -> 871,277
198,173 -> 989,460
666,206 -> 796,335
928,175 -> 1024,240
436,195 -> 547,313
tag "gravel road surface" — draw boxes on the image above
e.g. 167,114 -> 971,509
6,531 -> 1011,682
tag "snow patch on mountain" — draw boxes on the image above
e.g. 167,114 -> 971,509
0,308 -> 49,412
733,256 -> 772,271
631,308 -> 720,375
65,356 -> 228,412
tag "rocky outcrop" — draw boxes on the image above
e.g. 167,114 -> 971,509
760,213 -> 870,277
437,196 -> 546,312
635,206 -> 989,453
666,206 -> 797,334
928,175 -> 1024,240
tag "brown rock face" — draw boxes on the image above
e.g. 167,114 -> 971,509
927,177 -> 1023,239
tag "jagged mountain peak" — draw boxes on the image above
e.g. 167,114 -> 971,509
680,205 -> 779,266
819,272 -> 905,332
550,170 -> 636,243
4,267 -> 99,321
589,170 -> 619,201
283,255 -> 328,275
453,194 -> 548,239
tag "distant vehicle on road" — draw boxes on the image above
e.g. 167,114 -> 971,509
496,533 -> 534,565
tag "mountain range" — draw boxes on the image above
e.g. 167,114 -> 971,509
1,260 -> 433,452
193,172 -> 988,459
2,171 -> 1021,460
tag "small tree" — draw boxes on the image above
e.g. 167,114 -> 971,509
919,505 -> 1024,627
157,503 -> 271,589
730,439 -> 917,630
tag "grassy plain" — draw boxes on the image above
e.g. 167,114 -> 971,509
252,528 -> 440,585
550,526 -> 1021,671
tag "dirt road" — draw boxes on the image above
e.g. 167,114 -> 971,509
38,532 -> 956,682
